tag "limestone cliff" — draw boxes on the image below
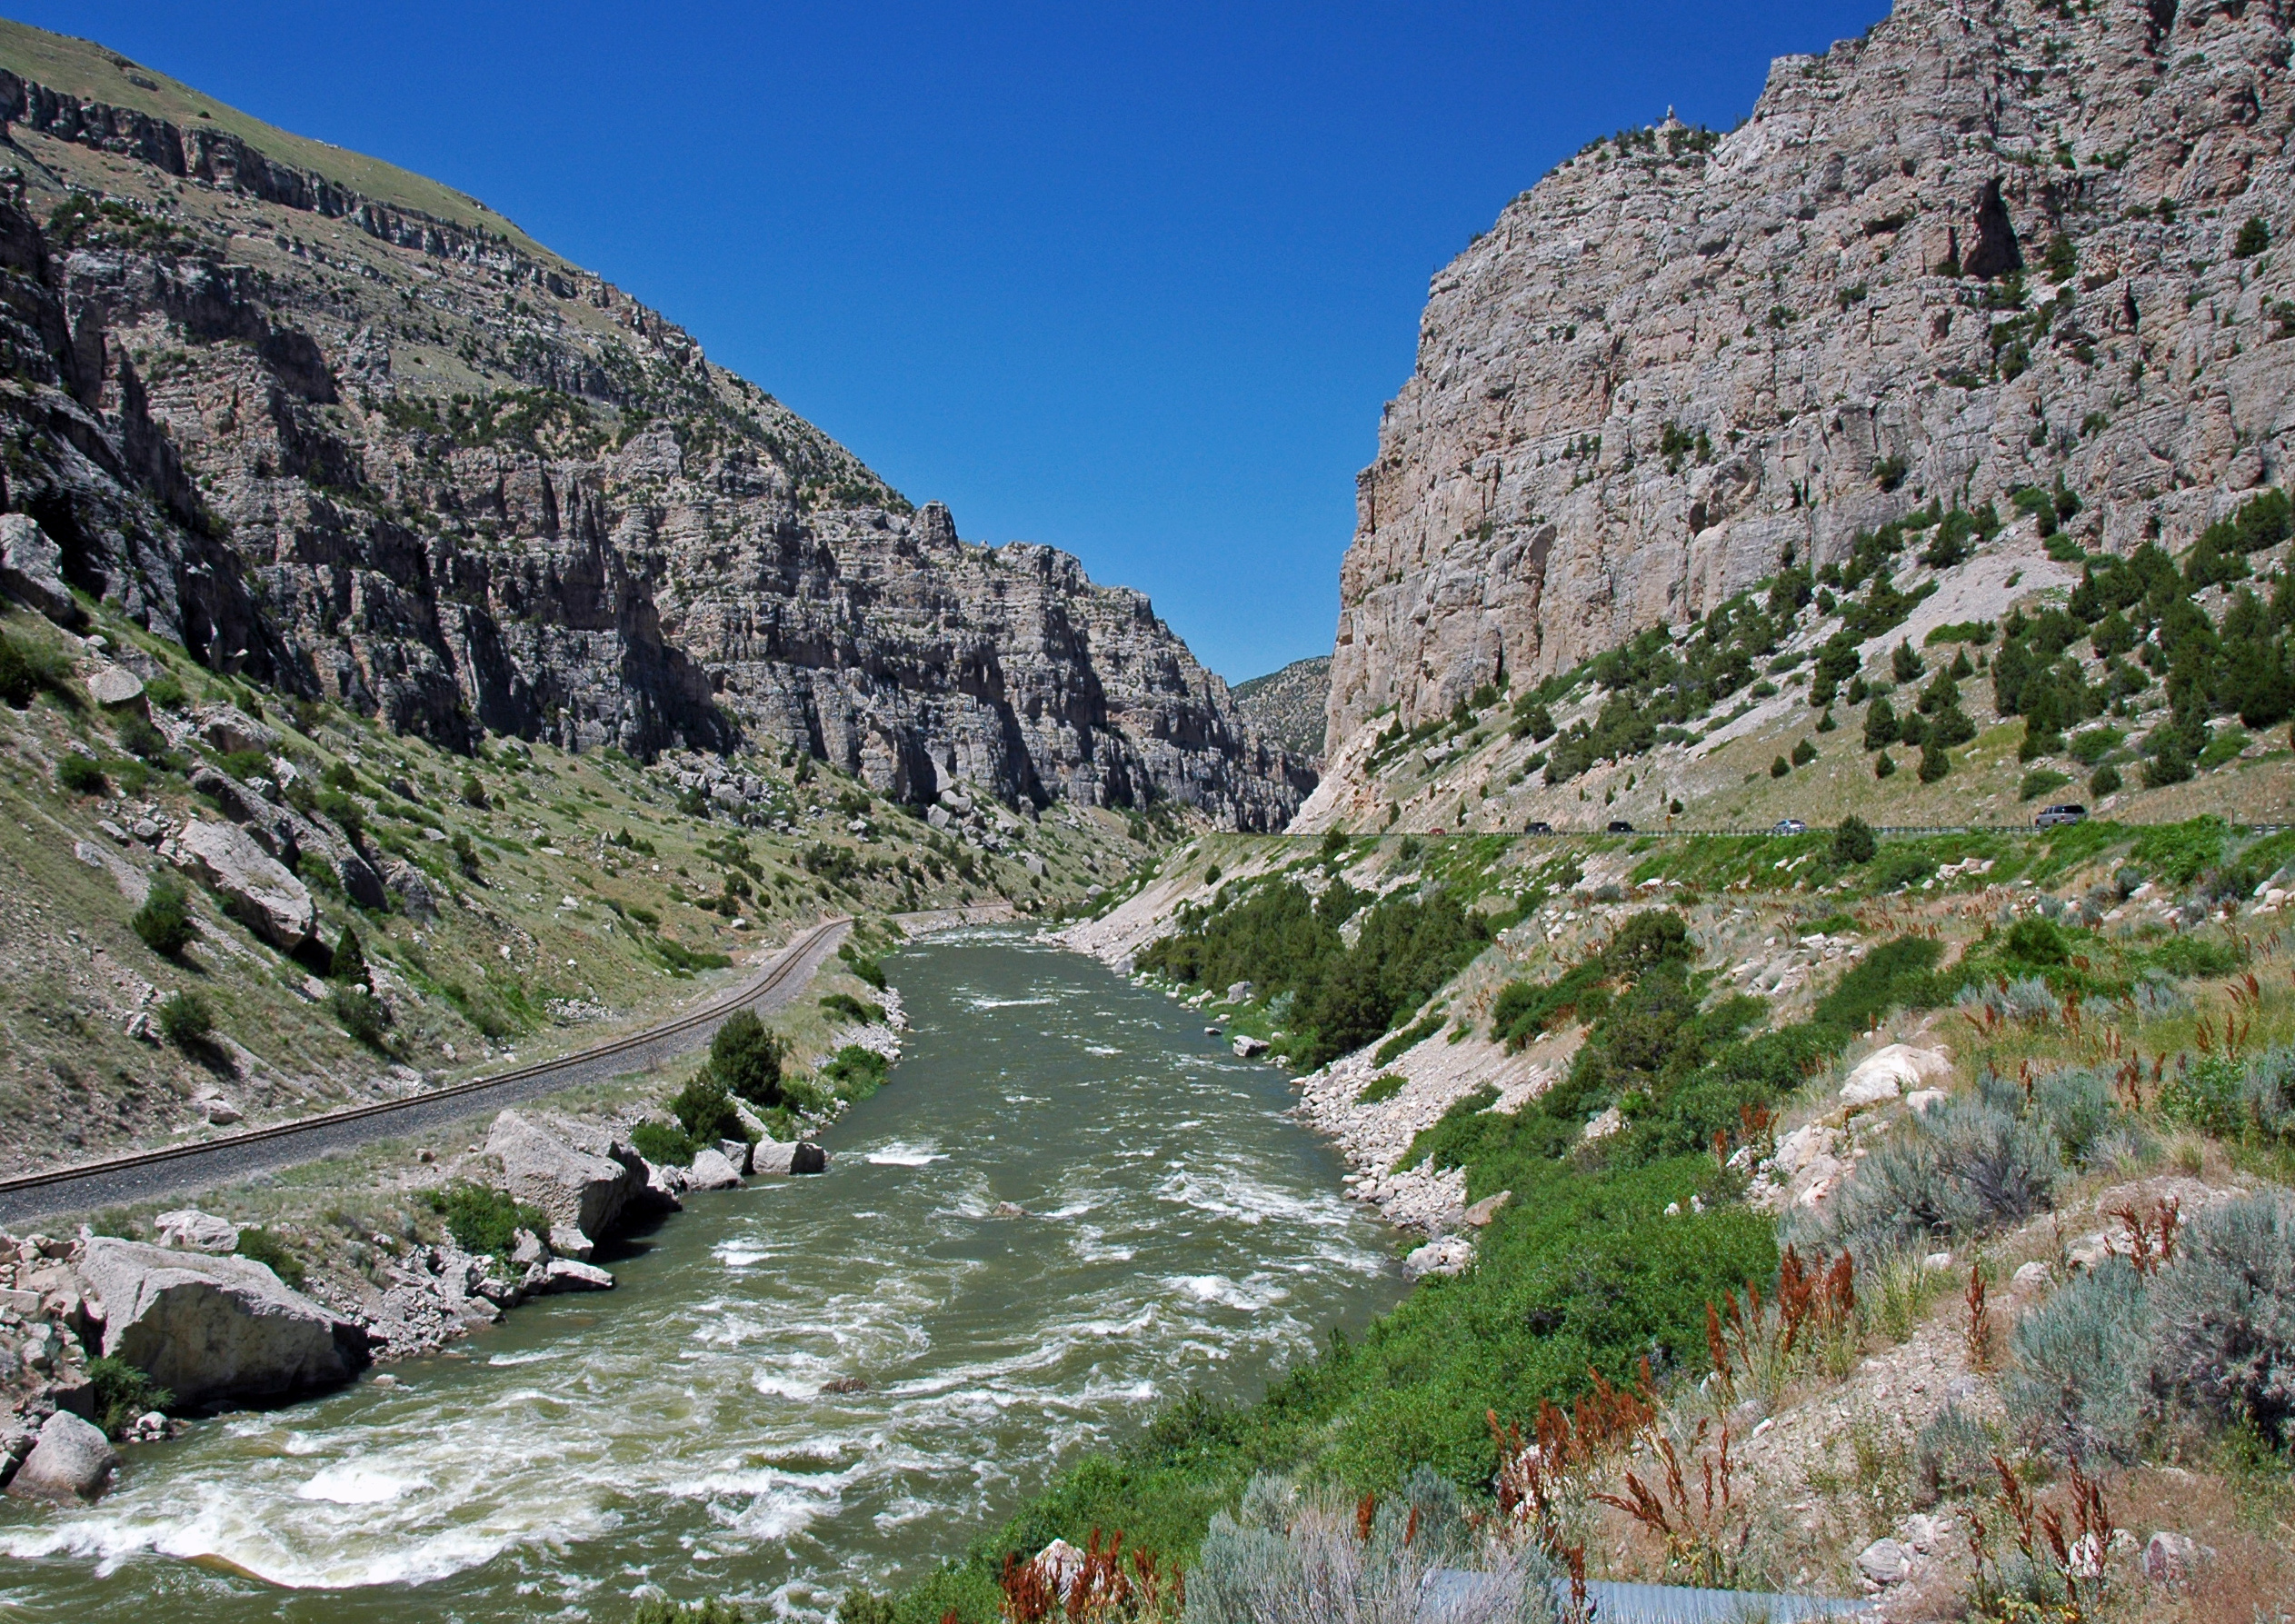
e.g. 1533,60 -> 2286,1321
1326,0 -> 2295,772
0,23 -> 1307,827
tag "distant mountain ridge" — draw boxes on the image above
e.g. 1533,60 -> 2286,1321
1232,655 -> 1332,767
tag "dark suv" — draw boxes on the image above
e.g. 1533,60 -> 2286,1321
1606,820 -> 1634,833
2033,803 -> 2087,828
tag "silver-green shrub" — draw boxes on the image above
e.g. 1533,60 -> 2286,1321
2002,1257 -> 2151,1462
1791,1092 -> 2063,1260
1185,1470 -> 1556,1624
2144,1191 -> 2295,1445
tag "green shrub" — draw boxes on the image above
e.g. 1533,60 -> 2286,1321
331,984 -> 389,1049
668,1074 -> 744,1144
142,671 -> 185,710
2090,762 -> 2122,796
630,1121 -> 701,1166
132,876 -> 197,956
1811,935 -> 1946,1033
819,991 -> 885,1026
426,1182 -> 545,1260
2234,215 -> 2271,258
0,633 -> 34,706
838,942 -> 888,989
1354,1073 -> 1407,1106
1372,1012 -> 1442,1065
85,1356 -> 173,1438
1831,815 -> 1877,865
2004,917 -> 2070,965
1770,754 -> 1790,778
833,1594 -> 894,1624
115,712 -> 170,762
2131,817 -> 2228,888
2019,768 -> 2073,802
820,1043 -> 890,1097
155,990 -> 213,1049
234,1227 -> 306,1291
56,754 -> 106,795
704,1010 -> 783,1110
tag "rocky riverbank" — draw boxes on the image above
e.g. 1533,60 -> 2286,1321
0,964 -> 908,1505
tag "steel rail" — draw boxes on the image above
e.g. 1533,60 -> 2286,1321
0,916 -> 853,1225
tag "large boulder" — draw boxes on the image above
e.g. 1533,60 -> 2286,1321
687,1148 -> 743,1190
484,1111 -> 643,1250
0,513 -> 81,627
153,1210 -> 241,1253
191,703 -> 279,758
74,1238 -> 369,1406
172,818 -> 317,951
5,1411 -> 116,1501
1840,1044 -> 1952,1110
753,1140 -> 828,1176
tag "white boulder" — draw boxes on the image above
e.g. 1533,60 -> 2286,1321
540,1258 -> 614,1292
484,1111 -> 643,1252
74,1238 -> 369,1406
688,1148 -> 743,1190
1840,1044 -> 1952,1109
5,1411 -> 116,1502
1402,1237 -> 1474,1280
153,1210 -> 241,1253
0,513 -> 79,626
85,665 -> 145,711
172,818 -> 316,951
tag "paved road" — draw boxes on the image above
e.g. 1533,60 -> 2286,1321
0,917 -> 853,1227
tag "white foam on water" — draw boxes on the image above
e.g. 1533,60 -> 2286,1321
486,1348 -> 562,1367
295,1465 -> 421,1505
1083,1045 -> 1122,1056
865,1141 -> 944,1166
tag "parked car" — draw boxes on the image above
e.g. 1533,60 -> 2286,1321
1606,820 -> 1634,833
1774,818 -> 1807,835
2034,803 -> 2087,828
1524,821 -> 1554,834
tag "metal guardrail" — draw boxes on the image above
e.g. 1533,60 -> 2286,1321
1239,822 -> 2292,842
0,916 -> 852,1223
1420,1573 -> 1874,1623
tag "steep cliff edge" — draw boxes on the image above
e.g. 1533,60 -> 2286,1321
0,22 -> 1306,827
1322,0 -> 2295,797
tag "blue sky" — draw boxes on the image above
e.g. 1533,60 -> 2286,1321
29,1 -> 1889,682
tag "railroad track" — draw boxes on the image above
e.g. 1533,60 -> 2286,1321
0,916 -> 853,1227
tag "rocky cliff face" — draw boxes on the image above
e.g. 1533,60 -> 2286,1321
0,27 -> 1307,827
1231,654 -> 1332,765
1326,0 -> 2295,770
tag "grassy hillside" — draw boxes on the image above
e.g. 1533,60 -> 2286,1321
0,18 -> 553,253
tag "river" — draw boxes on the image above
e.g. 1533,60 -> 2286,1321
0,929 -> 1403,1619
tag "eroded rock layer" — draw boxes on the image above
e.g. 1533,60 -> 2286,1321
0,25 -> 1305,826
1326,0 -> 2295,769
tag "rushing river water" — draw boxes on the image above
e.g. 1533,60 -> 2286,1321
0,930 -> 1403,1620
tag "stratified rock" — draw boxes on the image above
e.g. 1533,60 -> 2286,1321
74,1237 -> 369,1406
1311,0 -> 2295,797
0,513 -> 80,627
1231,1034 -> 1271,1059
0,52 -> 1310,828
171,818 -> 316,951
5,1411 -> 116,1502
484,1111 -> 643,1250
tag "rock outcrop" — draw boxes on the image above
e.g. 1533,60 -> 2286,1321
169,817 -> 316,951
1324,0 -> 2295,774
0,22 -> 1306,827
74,1237 -> 369,1405
483,1111 -> 643,1254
